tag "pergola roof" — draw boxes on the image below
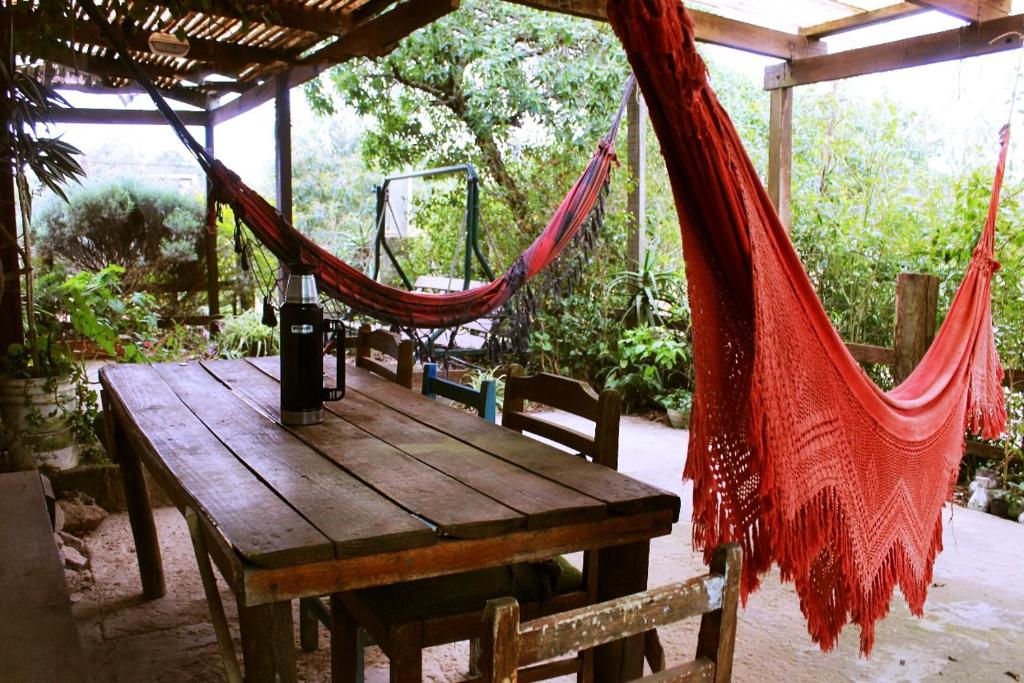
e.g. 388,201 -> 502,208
10,0 -> 1024,122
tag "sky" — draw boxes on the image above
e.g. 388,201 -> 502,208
45,8 -> 1024,203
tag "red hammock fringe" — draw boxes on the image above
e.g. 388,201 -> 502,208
607,0 -> 1008,654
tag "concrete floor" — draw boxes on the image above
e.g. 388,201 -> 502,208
72,414 -> 1024,682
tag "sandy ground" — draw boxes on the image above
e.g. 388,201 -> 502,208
72,413 -> 1024,682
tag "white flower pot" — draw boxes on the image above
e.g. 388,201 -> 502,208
0,376 -> 79,471
666,408 -> 690,429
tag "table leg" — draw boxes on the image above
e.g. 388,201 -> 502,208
237,599 -> 297,683
330,594 -> 363,682
103,391 -> 165,599
593,540 -> 650,682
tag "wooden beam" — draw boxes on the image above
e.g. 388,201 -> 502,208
908,0 -> 1010,22
209,64 -> 321,126
204,123 -> 220,337
310,0 -> 460,60
893,272 -> 939,383
27,41 -> 189,82
67,21 -> 293,68
275,75 -> 293,225
767,87 -> 792,231
800,3 -> 926,38
50,107 -> 209,126
504,0 -> 826,59
765,13 -> 1024,89
211,0 -> 454,123
204,0 -> 356,37
0,13 -> 22,351
626,87 -> 646,273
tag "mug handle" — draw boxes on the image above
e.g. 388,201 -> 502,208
323,318 -> 346,401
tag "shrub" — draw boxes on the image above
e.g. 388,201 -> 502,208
217,309 -> 279,358
35,178 -> 203,292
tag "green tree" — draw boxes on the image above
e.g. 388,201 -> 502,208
309,0 -> 630,267
34,179 -> 203,292
290,118 -> 378,269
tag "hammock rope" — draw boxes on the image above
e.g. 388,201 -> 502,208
607,0 -> 1009,654
78,0 -> 632,329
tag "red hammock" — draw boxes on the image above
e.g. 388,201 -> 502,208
607,0 -> 1008,654
77,0 -> 631,330
208,106 -> 623,328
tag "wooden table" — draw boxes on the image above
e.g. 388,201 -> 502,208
100,357 -> 680,682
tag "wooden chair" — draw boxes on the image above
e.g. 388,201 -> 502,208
481,544 -> 742,683
354,324 -> 414,389
327,371 -> 624,682
502,369 -> 620,469
421,362 -> 497,421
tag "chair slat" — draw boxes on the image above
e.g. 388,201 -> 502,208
644,658 -> 716,682
516,574 -> 725,668
355,324 -> 414,389
481,544 -> 743,683
504,372 -> 601,420
421,363 -> 497,421
502,411 -> 595,458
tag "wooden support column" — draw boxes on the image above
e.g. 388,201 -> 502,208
626,86 -> 646,273
767,87 -> 793,231
275,75 -> 293,300
204,121 -> 220,335
893,272 -> 939,384
0,14 -> 23,351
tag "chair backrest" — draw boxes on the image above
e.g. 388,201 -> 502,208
501,370 -> 620,470
355,324 -> 414,389
481,544 -> 742,683
421,363 -> 497,422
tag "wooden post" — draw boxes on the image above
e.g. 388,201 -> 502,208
236,600 -> 297,683
695,544 -> 742,683
0,14 -> 23,351
893,272 -> 939,384
275,74 -> 293,300
481,597 -> 520,683
102,391 -> 166,600
204,120 -> 220,335
593,540 -> 650,681
767,87 -> 793,231
626,87 -> 646,273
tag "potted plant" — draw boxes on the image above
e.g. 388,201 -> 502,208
1,61 -> 86,471
658,387 -> 693,429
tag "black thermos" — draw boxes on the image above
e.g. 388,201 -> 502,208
279,264 -> 345,425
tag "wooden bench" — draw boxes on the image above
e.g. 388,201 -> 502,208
0,471 -> 87,683
481,544 -> 742,682
413,275 -> 496,353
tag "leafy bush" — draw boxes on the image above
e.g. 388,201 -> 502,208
217,310 -> 279,358
35,178 -> 203,292
605,325 -> 691,411
529,284 -> 620,385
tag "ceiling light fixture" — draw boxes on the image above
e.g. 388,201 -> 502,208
147,32 -> 190,58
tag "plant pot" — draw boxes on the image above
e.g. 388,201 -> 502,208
0,376 -> 79,471
989,496 -> 1010,519
666,408 -> 690,429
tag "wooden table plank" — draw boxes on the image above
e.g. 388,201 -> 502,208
204,359 -> 524,540
155,362 -> 436,558
0,472 -> 86,683
101,364 -> 333,568
323,358 -> 679,519
249,356 -> 608,530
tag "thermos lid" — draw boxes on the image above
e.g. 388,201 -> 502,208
285,263 -> 319,304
